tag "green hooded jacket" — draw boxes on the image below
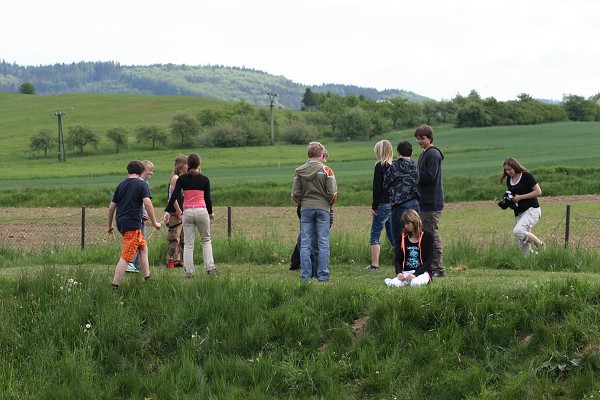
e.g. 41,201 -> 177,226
291,160 -> 337,211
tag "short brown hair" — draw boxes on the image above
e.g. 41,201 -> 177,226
414,124 -> 434,142
307,142 -> 325,159
127,160 -> 144,175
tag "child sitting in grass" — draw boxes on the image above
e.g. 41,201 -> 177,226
384,209 -> 432,287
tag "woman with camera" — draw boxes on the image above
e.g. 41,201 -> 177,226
498,157 -> 545,256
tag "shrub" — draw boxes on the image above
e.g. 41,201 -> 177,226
280,121 -> 321,144
203,122 -> 246,147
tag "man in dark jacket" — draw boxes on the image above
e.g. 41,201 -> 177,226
414,124 -> 446,277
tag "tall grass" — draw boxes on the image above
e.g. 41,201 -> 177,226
2,260 -> 600,399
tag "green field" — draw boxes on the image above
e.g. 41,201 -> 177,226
3,93 -> 600,399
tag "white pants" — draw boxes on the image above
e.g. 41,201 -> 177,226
513,207 -> 541,257
384,271 -> 431,287
183,207 -> 215,276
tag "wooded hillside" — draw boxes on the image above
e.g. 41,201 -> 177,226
0,61 -> 427,109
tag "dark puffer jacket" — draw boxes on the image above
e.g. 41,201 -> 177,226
383,157 -> 420,207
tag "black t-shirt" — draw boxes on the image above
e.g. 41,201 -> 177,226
112,178 -> 152,233
404,239 -> 421,271
507,171 -> 539,216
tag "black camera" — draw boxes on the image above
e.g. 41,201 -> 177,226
497,191 -> 517,210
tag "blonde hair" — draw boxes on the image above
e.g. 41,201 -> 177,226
141,160 -> 154,171
401,209 -> 423,238
173,155 -> 188,175
374,140 -> 393,167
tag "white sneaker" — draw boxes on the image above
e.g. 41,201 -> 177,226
126,263 -> 139,273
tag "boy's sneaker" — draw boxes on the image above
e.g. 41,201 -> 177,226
174,261 -> 184,268
365,265 -> 379,270
167,261 -> 175,269
126,263 -> 139,273
207,269 -> 218,276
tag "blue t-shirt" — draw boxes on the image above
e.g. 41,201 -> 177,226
112,178 -> 152,233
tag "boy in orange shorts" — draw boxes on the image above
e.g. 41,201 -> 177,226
108,160 -> 161,288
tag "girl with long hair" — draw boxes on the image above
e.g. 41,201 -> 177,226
165,153 -> 216,277
384,209 -> 432,287
499,157 -> 544,256
164,155 -> 187,269
366,140 -> 395,270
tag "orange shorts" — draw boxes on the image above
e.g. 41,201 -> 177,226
120,229 -> 147,262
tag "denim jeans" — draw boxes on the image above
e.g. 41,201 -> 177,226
132,220 -> 147,270
391,199 -> 420,258
300,209 -> 330,282
369,203 -> 393,246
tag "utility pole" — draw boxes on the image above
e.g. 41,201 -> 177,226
267,92 -> 277,145
53,110 -> 67,162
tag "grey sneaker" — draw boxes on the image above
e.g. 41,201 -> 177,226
207,269 -> 218,276
365,265 -> 379,270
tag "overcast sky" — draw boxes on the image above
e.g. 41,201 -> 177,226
2,0 -> 598,101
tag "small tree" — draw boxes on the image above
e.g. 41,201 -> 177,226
19,82 -> 36,94
203,122 -> 246,148
383,97 -> 409,129
136,125 -> 167,149
337,107 -> 372,140
66,124 -> 100,154
198,108 -> 227,127
106,127 -> 128,153
301,88 -> 318,111
30,128 -> 54,157
421,100 -> 439,124
170,113 -> 200,146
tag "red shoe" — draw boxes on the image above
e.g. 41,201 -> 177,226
167,261 -> 175,269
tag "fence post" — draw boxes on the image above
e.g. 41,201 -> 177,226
81,206 -> 86,250
564,204 -> 570,249
228,206 -> 232,239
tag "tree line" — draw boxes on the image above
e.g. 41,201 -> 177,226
27,87 -> 599,158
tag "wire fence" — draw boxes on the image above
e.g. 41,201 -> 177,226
0,204 -> 598,253
0,207 -> 234,251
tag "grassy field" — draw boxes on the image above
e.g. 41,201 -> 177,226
2,208 -> 600,398
1,91 -> 600,206
4,93 -> 600,398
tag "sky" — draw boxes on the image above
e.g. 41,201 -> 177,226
2,0 -> 599,101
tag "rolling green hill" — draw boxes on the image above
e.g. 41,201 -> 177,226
0,61 -> 428,109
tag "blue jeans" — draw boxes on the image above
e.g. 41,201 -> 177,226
300,209 -> 331,282
391,199 -> 420,256
132,221 -> 147,270
369,203 -> 393,246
